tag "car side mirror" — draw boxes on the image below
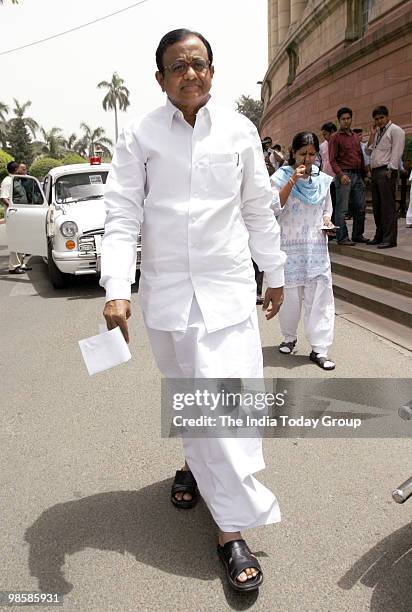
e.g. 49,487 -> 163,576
12,176 -> 45,206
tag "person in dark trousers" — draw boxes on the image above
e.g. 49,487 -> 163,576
365,105 -> 405,248
328,107 -> 368,245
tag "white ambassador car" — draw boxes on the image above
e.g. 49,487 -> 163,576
6,161 -> 141,288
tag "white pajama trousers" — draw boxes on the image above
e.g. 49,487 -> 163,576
146,297 -> 281,532
278,280 -> 335,357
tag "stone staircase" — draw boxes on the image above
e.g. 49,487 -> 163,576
329,218 -> 412,330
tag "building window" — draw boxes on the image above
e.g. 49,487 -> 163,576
346,0 -> 375,41
362,0 -> 373,34
287,43 -> 299,85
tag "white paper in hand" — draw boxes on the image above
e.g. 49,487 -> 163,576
78,326 -> 131,376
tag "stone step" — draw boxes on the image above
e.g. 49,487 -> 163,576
329,242 -> 412,273
330,253 -> 412,297
332,273 -> 412,328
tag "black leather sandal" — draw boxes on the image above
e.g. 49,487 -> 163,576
217,539 -> 263,592
170,469 -> 198,509
309,351 -> 335,370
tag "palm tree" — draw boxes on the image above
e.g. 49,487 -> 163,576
78,123 -> 113,157
39,126 -> 66,158
0,102 -> 8,122
63,133 -> 78,152
97,72 -> 130,142
0,102 -> 9,148
10,99 -> 38,138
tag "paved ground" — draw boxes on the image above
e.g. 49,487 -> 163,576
1,224 -> 412,612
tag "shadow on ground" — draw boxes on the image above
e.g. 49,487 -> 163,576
0,257 -> 139,300
339,521 -> 412,611
262,345 -> 310,369
25,479 -> 261,609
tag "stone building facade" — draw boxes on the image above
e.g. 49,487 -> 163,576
260,0 -> 412,147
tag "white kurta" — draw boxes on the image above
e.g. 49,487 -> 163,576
100,97 -> 285,332
100,97 -> 286,532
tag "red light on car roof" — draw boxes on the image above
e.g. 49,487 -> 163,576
89,156 -> 101,165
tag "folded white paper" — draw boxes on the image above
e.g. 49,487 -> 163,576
78,326 -> 131,376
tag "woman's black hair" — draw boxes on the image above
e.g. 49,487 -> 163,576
321,122 -> 337,134
156,29 -> 213,73
287,132 -> 320,165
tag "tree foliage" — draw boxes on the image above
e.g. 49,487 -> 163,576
61,153 -> 87,166
39,126 -> 66,158
0,149 -> 13,182
7,117 -> 33,165
77,123 -> 113,157
97,72 -> 130,141
10,99 -> 38,137
235,95 -> 263,128
29,157 -> 62,179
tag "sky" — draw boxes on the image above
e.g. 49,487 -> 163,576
0,0 -> 268,144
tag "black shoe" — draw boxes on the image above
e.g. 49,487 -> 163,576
352,237 -> 370,243
366,239 -> 381,245
377,242 -> 396,249
9,268 -> 26,274
20,266 -> 32,271
338,239 -> 355,246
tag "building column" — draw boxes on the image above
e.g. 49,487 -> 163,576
290,0 -> 306,24
278,0 -> 291,45
270,0 -> 279,61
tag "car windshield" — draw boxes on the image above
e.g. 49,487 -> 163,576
55,171 -> 108,203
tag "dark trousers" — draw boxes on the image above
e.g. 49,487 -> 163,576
334,171 -> 366,242
330,181 -> 336,225
371,167 -> 398,245
252,260 -> 263,296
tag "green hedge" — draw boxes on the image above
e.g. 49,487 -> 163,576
60,153 -> 87,166
0,150 -> 14,182
403,135 -> 412,165
29,157 -> 62,179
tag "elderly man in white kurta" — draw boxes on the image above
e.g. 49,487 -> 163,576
101,28 -> 285,593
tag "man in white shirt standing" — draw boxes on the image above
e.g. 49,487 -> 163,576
366,105 -> 405,248
101,29 -> 285,593
0,161 -> 32,274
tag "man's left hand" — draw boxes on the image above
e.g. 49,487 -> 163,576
262,286 -> 284,320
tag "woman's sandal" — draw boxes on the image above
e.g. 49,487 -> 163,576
170,469 -> 198,509
279,340 -> 297,354
217,539 -> 263,592
309,351 -> 335,370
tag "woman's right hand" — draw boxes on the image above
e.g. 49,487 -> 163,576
293,164 -> 307,183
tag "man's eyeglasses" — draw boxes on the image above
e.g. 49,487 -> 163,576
164,58 -> 210,76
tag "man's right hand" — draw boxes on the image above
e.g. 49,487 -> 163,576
103,299 -> 131,343
340,174 -> 351,185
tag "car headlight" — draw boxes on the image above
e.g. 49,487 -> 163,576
60,221 -> 78,238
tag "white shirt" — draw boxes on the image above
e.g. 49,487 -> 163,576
100,97 -> 285,333
366,121 -> 405,170
0,175 -> 12,199
319,141 -> 334,177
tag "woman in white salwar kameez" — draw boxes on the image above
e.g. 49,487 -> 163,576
406,169 -> 412,228
271,131 -> 336,370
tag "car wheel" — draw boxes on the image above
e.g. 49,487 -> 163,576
47,239 -> 68,289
